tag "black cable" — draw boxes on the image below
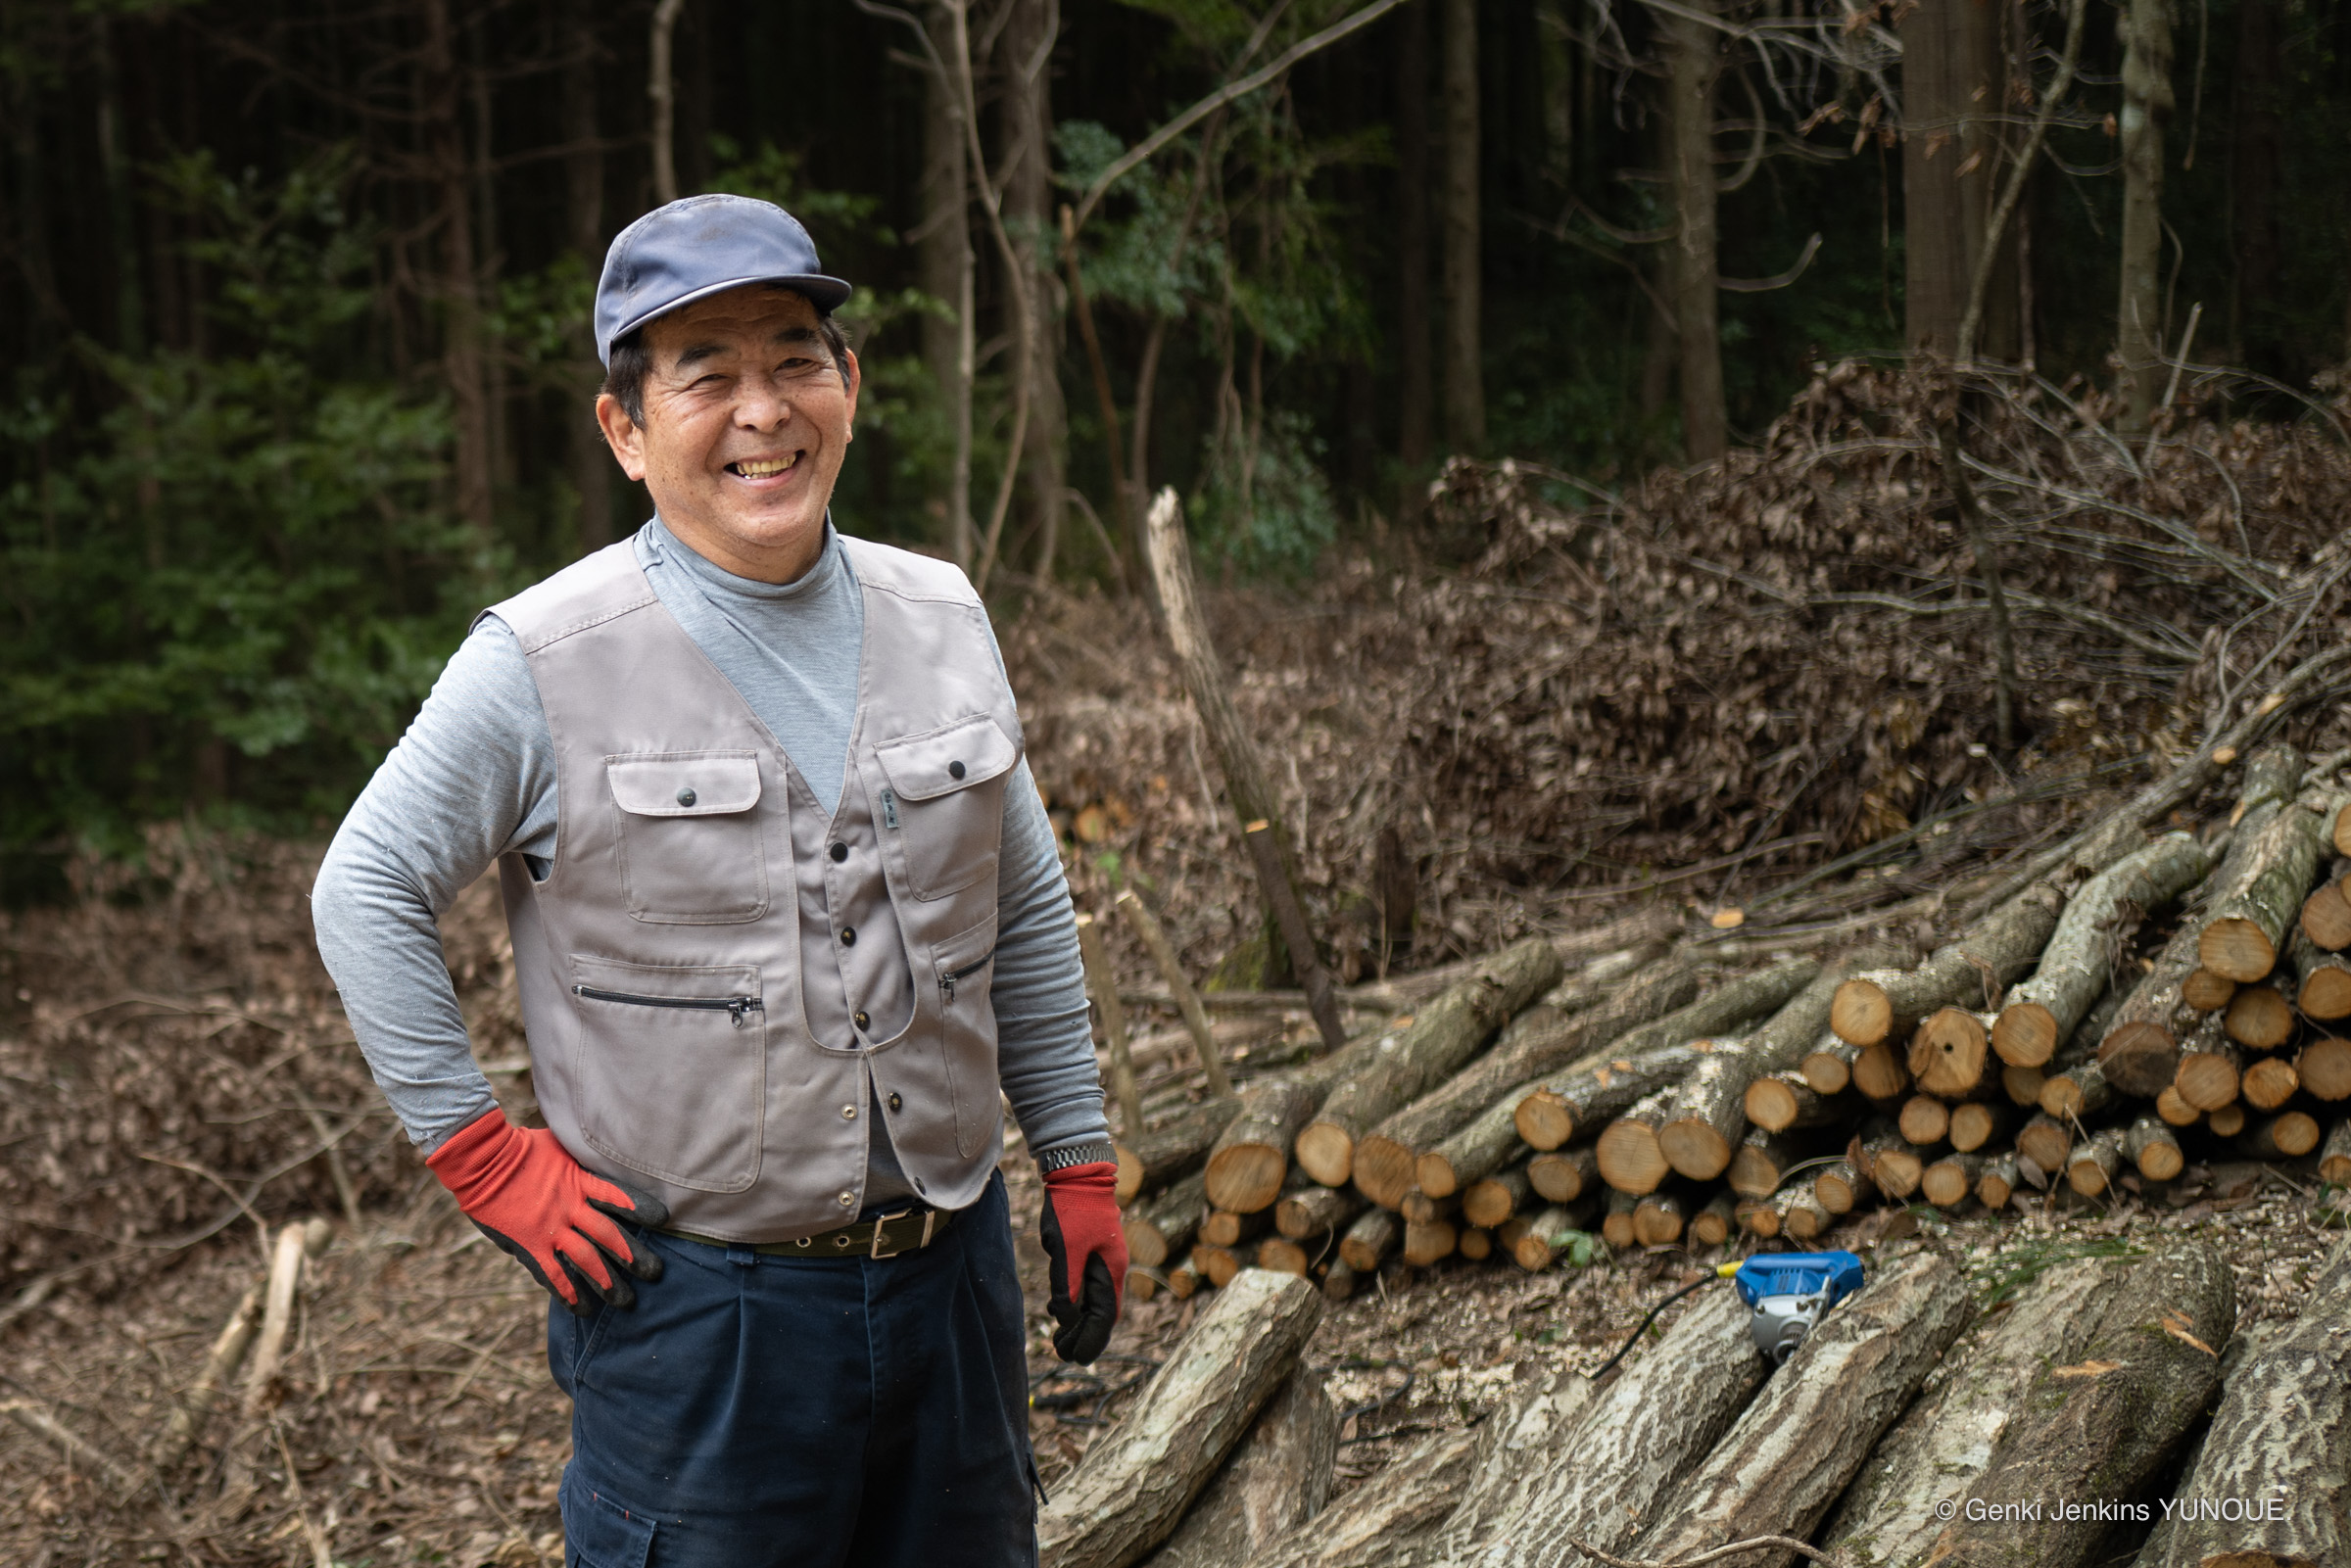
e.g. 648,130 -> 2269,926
1589,1274 -> 1723,1382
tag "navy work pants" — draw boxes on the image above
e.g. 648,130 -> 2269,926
551,1171 -> 1037,1567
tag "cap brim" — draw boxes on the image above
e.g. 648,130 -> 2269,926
607,271 -> 855,352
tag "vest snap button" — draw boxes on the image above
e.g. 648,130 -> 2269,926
838,1191 -> 855,1207
675,785 -> 696,807
947,760 -> 966,780
840,927 -> 856,946
853,1010 -> 871,1029
830,841 -> 848,863
842,1105 -> 857,1120
888,1092 -> 903,1112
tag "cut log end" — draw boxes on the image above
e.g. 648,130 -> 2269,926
1911,1007 -> 1989,1097
1831,977 -> 1894,1046
1852,1044 -> 1910,1101
1656,1119 -> 1733,1181
2300,1037 -> 2351,1102
1898,1094 -> 1950,1147
1991,1001 -> 2059,1068
2242,1055 -> 2300,1112
2243,1111 -> 2321,1159
2099,1019 -> 2182,1098
1596,1118 -> 1670,1196
1350,1136 -> 1417,1212
1205,1145 -> 1291,1215
1744,1074 -> 1800,1133
1293,1122 -> 1355,1189
2201,916 -> 2279,984
1514,1089 -> 1575,1152
2181,967 -> 2239,1013
2225,984 -> 2296,1049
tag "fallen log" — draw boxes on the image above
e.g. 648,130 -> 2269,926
1201,1209 -> 1271,1249
2124,1115 -> 2185,1180
2200,781 -> 2328,981
2174,1022 -> 2243,1113
2298,1034 -> 2351,1100
1741,1069 -> 1838,1134
2098,919 -> 2205,1097
1206,1074 -> 1335,1214
1401,1215 -> 1458,1266
1778,1185 -> 1830,1240
1275,1183 -> 1365,1243
1735,1195 -> 1781,1238
1851,1041 -> 1910,1101
1627,1250 -> 1972,1568
2291,926 -> 2351,1019
1830,883 -> 2067,1049
1140,1366 -> 1335,1568
1461,1165 -> 1530,1230
1927,1240 -> 2232,1568
1600,1189 -> 1638,1249
1349,945 -> 1714,1208
1595,1085 -> 1679,1196
2240,1110 -> 2321,1159
1897,1093 -> 1950,1147
2065,1127 -> 2125,1196
1690,1191 -> 1737,1246
1429,1286 -> 1769,1568
1127,1170 -> 1210,1269
1038,1269 -> 1322,1568
1165,1260 -> 1201,1298
1728,1130 -> 1804,1200
2323,1117 -> 2351,1184
1509,1040 -> 1705,1157
1426,1365 -> 1597,1557
1337,1208 -> 1398,1273
2017,1112 -> 2073,1174
2225,976 -> 2298,1047
1947,1099 -> 2011,1152
2208,1101 -> 2248,1137
1255,1237 -> 1312,1275
1526,1146 -> 1598,1204
1922,1151 -> 1984,1207
1821,1255 -> 2115,1568
1852,1124 -> 1924,1200
2154,1084 -> 2201,1126
1991,831 -> 2211,1067
1811,1157 -> 1872,1214
1975,1152 -> 2019,1209
1510,1199 -> 1601,1270
2134,1239 -> 2351,1568
1630,1192 -> 1685,1247
1653,953 -> 1889,1181
1318,1261 -> 1354,1303
1194,1245 -> 1243,1288
1799,1032 -> 1858,1095
1297,938 -> 1564,1188
1247,1425 -> 1480,1568
1456,1227 -> 1492,1261
2181,966 -> 2237,1012
1910,1008 -> 1996,1098
2302,871 -> 2351,950
2038,1058 -> 2112,1120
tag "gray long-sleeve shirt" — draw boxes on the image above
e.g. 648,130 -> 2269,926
312,518 -> 1106,1202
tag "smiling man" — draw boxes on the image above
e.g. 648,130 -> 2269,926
311,195 -> 1124,1567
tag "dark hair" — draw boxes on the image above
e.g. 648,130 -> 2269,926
600,291 -> 852,426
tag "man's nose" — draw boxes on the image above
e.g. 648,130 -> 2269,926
734,378 -> 795,429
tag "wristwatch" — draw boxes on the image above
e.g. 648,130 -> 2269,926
1035,1140 -> 1119,1174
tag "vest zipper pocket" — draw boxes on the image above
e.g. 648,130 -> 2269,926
939,951 -> 995,1004
572,983 -> 765,1027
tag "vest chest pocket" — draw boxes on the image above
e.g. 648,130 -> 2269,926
605,752 -> 770,924
873,715 -> 1018,901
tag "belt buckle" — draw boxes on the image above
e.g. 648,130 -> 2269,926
869,1208 -> 934,1259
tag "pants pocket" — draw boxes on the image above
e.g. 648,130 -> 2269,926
561,1472 -> 656,1568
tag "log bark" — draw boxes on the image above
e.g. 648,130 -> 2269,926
2323,1118 -> 2351,1184
1300,938 -> 1563,1189
1629,1251 -> 1974,1568
1123,1098 -> 1246,1205
1319,1261 -> 1356,1303
1800,1032 -> 1858,1095
1822,1256 -> 2116,1568
2100,919 -> 2205,1096
1166,1260 -> 1201,1298
1729,1130 -> 1803,1200
1039,1271 -> 1324,1568
1429,1287 -> 1769,1567
1276,1183 -> 1365,1242
1141,1367 -> 1336,1568
2134,1240 -> 2351,1568
2066,1126 -> 2125,1196
1352,947 -> 1723,1207
1812,1157 -> 1873,1214
1653,954 -> 1881,1180
1426,1365 -> 1598,1557
1127,1170 -> 1209,1269
2240,1110 -> 2320,1158
1510,1040 -> 1705,1156
1742,1070 -> 1838,1134
1118,889 -> 1236,1099
1338,1208 -> 1399,1273
1204,1049 -> 1360,1212
1922,1152 -> 1985,1207
1928,1241 -> 2233,1568
1992,832 -> 2210,1067
1976,1153 -> 2019,1209
2200,786 -> 2328,982
1461,1165 -> 1530,1230
2124,1114 -> 2184,1179
1527,1145 -> 1598,1204
1831,883 -> 2066,1047
2297,1034 -> 2351,1100
1779,1185 -> 1830,1239
1248,1425 -> 1480,1568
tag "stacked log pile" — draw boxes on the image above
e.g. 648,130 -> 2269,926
1113,745 -> 2351,1313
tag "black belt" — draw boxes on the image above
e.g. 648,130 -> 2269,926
659,1205 -> 952,1260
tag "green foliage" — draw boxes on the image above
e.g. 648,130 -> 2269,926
0,149 -> 481,850
1191,409 -> 1338,579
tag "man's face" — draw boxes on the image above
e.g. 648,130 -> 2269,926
596,285 -> 859,584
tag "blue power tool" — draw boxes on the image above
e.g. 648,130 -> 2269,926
1725,1251 -> 1866,1363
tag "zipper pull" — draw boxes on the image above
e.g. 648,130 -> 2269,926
941,972 -> 956,1005
880,787 -> 899,830
727,996 -> 763,1027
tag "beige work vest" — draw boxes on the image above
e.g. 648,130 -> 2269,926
485,535 -> 1020,1242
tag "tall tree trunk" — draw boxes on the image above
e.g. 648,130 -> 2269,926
1395,0 -> 1435,515
420,0 -> 495,545
2230,0 -> 2282,375
467,10 -> 513,492
2116,0 -> 2174,431
1900,0 -> 2019,358
1536,0 -> 1573,184
1663,0 -> 1725,460
92,15 -> 146,356
920,0 -> 976,568
648,0 -> 685,205
560,3 -> 612,554
1439,0 -> 1484,452
1000,0 -> 1067,579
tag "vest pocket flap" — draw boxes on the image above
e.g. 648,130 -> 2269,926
606,752 -> 763,817
873,715 -> 1017,801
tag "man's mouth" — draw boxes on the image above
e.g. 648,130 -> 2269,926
728,453 -> 800,478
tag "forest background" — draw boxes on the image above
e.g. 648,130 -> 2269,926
4,0 -> 2349,892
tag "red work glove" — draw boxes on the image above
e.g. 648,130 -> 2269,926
425,1109 -> 669,1317
1039,1161 -> 1127,1365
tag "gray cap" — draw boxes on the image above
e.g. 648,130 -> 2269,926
593,194 -> 852,365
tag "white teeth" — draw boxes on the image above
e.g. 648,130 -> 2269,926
735,454 -> 798,477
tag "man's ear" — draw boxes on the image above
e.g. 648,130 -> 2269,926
840,350 -> 861,442
596,393 -> 649,481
